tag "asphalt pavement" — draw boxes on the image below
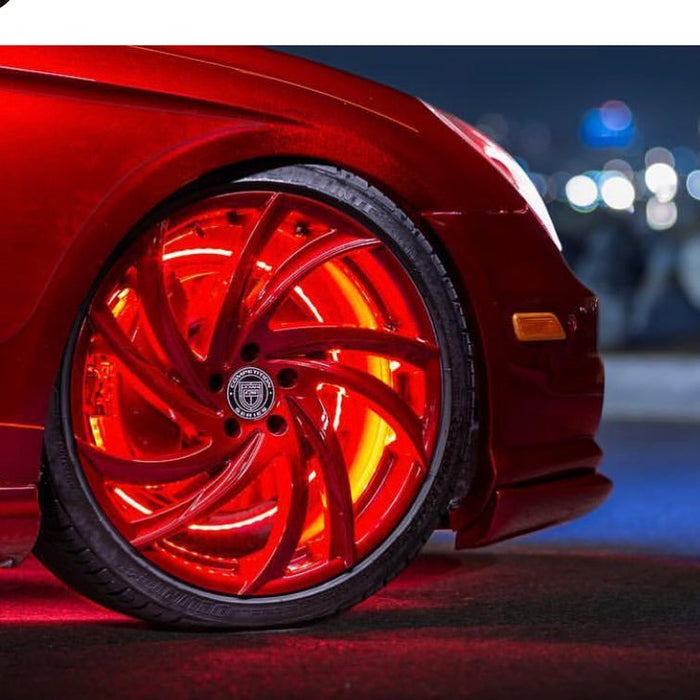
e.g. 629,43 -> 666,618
1,419 -> 698,699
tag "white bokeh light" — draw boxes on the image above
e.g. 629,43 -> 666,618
686,170 -> 700,200
565,174 -> 598,210
645,162 -> 678,202
645,146 -> 675,167
604,158 -> 634,179
600,174 -> 635,210
600,100 -> 633,131
646,197 -> 678,230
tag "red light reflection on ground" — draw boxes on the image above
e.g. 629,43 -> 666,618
1,546 -> 698,700
0,557 -> 128,626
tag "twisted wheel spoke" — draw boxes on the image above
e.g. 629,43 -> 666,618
136,229 -> 213,407
266,326 -> 438,367
78,431 -> 235,484
282,359 -> 427,465
89,305 -> 220,426
129,431 -> 265,548
247,232 -> 381,329
239,454 -> 309,594
287,395 -> 356,567
208,193 -> 288,366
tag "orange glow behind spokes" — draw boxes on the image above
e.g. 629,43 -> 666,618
71,190 -> 441,596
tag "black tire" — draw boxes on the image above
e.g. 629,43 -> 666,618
35,164 -> 476,630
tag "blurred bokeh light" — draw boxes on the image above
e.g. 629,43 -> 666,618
566,174 -> 598,211
581,100 -> 636,148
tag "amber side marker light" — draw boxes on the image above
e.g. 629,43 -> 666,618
512,312 -> 566,342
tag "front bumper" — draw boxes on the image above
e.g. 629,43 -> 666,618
451,295 -> 608,548
422,210 -> 606,548
455,471 -> 611,548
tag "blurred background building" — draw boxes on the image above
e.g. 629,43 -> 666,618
285,47 -> 700,352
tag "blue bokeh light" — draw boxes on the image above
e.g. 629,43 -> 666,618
580,100 -> 635,148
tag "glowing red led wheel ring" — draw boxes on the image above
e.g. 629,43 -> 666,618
69,185 -> 444,597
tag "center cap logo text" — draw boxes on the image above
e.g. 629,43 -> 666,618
227,367 -> 275,420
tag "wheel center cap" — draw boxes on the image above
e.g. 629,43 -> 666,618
227,366 -> 276,420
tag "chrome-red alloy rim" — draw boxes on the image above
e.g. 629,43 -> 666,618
71,190 -> 442,596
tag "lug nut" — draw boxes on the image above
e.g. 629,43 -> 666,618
266,415 -> 287,436
241,343 -> 260,362
224,418 -> 241,438
277,368 -> 298,388
209,373 -> 224,392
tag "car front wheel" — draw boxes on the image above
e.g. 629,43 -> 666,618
35,164 -> 476,629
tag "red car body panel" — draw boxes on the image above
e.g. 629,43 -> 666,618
0,46 -> 608,565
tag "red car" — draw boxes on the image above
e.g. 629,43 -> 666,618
0,47 -> 609,628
